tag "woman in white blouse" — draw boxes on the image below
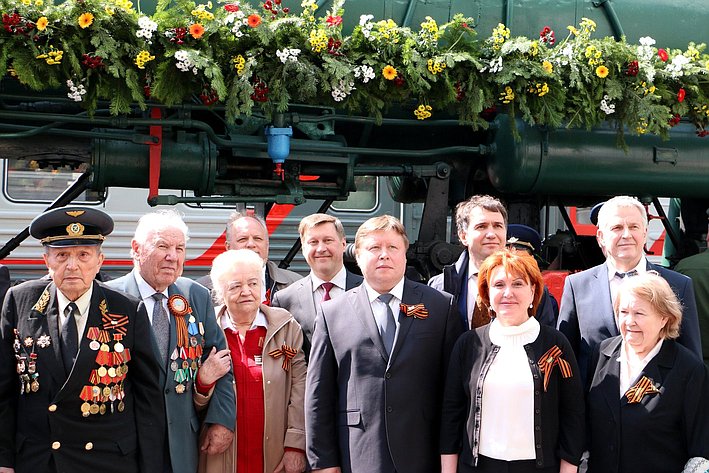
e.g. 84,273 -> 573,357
440,249 -> 584,473
586,272 -> 709,473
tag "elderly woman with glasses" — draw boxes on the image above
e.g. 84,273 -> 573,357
196,249 -> 306,473
586,272 -> 709,473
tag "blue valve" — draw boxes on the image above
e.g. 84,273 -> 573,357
265,126 -> 293,164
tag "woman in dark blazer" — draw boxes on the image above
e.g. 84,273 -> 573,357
440,249 -> 585,473
587,272 -> 709,473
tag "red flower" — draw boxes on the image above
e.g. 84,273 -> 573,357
658,49 -> 669,61
626,60 -> 639,76
247,14 -> 261,27
224,4 -> 239,12
668,114 -> 681,127
326,15 -> 342,27
677,88 -> 686,103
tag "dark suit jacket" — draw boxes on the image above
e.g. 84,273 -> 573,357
107,272 -> 235,473
306,278 -> 465,473
0,280 -> 164,473
558,261 -> 702,384
271,269 -> 363,360
587,337 -> 709,473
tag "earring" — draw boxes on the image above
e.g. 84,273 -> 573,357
529,303 -> 533,309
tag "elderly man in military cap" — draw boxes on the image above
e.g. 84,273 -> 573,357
0,206 -> 164,473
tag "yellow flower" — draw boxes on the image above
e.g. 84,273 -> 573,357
36,16 -> 48,31
382,65 -> 397,80
35,0 -> 43,5
78,12 -> 94,29
105,6 -> 115,15
135,50 -> 155,69
414,104 -> 433,120
567,25 -> 579,36
542,60 -> 553,74
595,65 -> 609,78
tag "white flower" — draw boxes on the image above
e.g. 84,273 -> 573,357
359,14 -> 374,26
666,54 -> 690,78
235,10 -> 245,19
174,50 -> 189,61
600,95 -> 615,115
138,16 -> 158,31
66,79 -> 86,102
233,29 -> 244,37
276,48 -> 290,63
481,56 -> 503,73
276,48 -> 301,64
354,65 -> 375,83
639,36 -> 656,47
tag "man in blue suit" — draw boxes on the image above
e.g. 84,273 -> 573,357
107,210 -> 235,473
271,213 -> 362,360
558,195 -> 702,384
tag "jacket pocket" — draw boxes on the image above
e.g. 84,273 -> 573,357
338,410 -> 361,427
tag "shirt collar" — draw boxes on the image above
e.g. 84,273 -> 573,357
618,338 -> 664,366
607,257 -> 647,282
363,277 -> 405,304
468,260 -> 480,280
218,305 -> 268,331
133,268 -> 169,300
56,283 -> 93,318
310,265 -> 347,292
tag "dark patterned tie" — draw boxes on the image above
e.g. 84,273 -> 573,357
321,282 -> 334,302
377,294 -> 396,355
152,293 -> 170,363
615,270 -> 639,279
60,302 -> 79,375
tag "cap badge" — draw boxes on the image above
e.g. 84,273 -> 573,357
66,210 -> 86,217
66,222 -> 85,237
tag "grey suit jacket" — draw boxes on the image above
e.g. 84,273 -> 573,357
271,270 -> 363,360
306,278 -> 464,473
107,271 -> 236,473
557,261 -> 702,384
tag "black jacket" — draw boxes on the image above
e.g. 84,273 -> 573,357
440,322 -> 585,469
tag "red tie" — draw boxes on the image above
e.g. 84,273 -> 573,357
321,282 -> 334,302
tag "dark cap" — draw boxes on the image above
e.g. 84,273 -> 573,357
590,201 -> 605,226
30,206 -> 114,247
507,224 -> 542,253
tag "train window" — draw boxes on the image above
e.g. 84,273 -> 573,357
332,176 -> 378,212
3,160 -> 101,203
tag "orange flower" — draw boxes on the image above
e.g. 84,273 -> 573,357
382,65 -> 397,80
247,14 -> 261,28
189,23 -> 205,39
595,65 -> 609,78
36,16 -> 48,31
78,12 -> 94,28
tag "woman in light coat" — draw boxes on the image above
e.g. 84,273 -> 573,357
196,249 -> 306,473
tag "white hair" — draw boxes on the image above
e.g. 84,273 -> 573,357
597,196 -> 648,230
130,209 -> 189,260
210,249 -> 265,304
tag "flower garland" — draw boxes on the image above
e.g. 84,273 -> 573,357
1,0 -> 708,138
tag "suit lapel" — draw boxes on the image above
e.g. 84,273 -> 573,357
594,264 -> 619,337
389,279 -> 420,363
351,287 -> 389,362
622,341 -> 673,408
32,282 -> 66,387
598,337 -> 623,424
296,276 -> 318,317
344,270 -> 362,290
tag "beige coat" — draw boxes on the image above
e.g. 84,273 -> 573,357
196,304 -> 306,473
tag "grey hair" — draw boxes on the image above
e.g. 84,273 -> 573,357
597,196 -> 648,230
210,249 -> 264,305
130,209 -> 189,261
225,211 -> 268,244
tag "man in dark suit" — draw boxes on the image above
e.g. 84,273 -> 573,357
558,195 -> 702,383
271,213 -> 362,360
306,215 -> 464,473
0,206 -> 164,473
106,210 -> 235,473
197,211 -> 301,304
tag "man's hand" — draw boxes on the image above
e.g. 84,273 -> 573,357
198,347 -> 232,386
199,423 -> 234,455
273,450 -> 306,473
0,467 -> 15,473
312,468 -> 341,473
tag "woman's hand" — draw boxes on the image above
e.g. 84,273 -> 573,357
197,347 -> 232,386
273,450 -> 306,473
559,458 -> 578,473
200,423 -> 234,455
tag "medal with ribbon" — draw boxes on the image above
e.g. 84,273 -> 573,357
625,375 -> 660,403
168,294 -> 204,394
399,303 -> 429,319
537,345 -> 573,392
268,343 -> 298,372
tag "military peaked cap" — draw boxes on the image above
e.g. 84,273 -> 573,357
30,206 -> 114,247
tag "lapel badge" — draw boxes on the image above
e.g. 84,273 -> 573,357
399,303 -> 429,319
625,375 -> 661,403
23,337 -> 34,348
168,294 -> 190,316
36,334 -> 51,348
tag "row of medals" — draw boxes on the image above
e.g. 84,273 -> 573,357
80,333 -> 129,416
171,315 -> 204,394
14,331 -> 43,394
